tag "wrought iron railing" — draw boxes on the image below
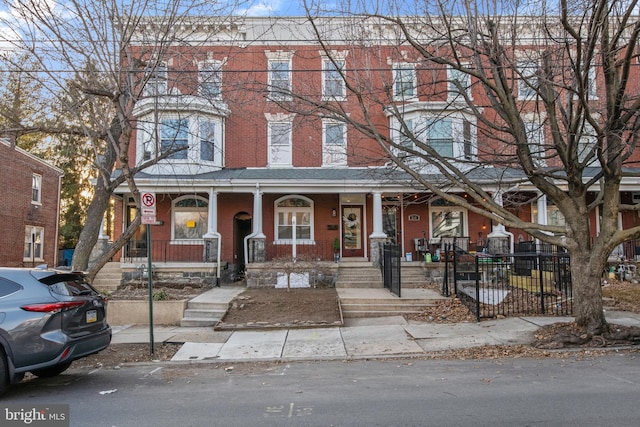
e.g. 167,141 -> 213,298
264,239 -> 336,262
122,240 -> 205,263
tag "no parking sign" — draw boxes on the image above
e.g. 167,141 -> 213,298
141,192 -> 156,224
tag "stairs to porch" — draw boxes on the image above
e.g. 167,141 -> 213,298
336,260 -> 447,318
92,262 -> 122,293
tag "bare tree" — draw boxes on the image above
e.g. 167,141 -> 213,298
0,0 -> 242,280
267,0 -> 640,334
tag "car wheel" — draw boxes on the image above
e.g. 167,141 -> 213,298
0,348 -> 9,396
31,361 -> 73,378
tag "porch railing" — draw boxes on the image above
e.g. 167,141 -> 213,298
264,240 -> 336,262
122,240 -> 205,263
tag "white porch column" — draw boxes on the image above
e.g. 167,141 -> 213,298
370,191 -> 387,239
253,185 -> 265,238
203,189 -> 218,238
537,193 -> 548,226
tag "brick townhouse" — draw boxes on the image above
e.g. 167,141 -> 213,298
107,16 -> 640,285
0,139 -> 63,268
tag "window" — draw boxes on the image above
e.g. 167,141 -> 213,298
161,119 -> 189,159
577,122 -> 597,165
517,60 -> 538,100
173,197 -> 208,241
275,196 -> 313,242
430,201 -> 467,239
268,121 -> 292,166
463,120 -> 473,160
323,121 -> 347,166
393,63 -> 416,99
199,61 -> 222,99
323,59 -> 346,100
268,60 -> 291,100
24,226 -> 44,261
525,120 -> 545,165
31,174 -> 42,204
143,63 -> 167,97
427,119 -> 454,157
200,121 -> 217,162
448,66 -> 471,100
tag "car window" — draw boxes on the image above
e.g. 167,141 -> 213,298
39,273 -> 99,297
0,278 -> 22,298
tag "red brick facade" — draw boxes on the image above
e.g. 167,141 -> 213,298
0,140 -> 62,267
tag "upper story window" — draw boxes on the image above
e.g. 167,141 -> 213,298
161,118 -> 189,160
517,60 -> 538,100
24,226 -> 44,261
391,112 -> 476,164
393,63 -> 416,100
577,121 -> 598,165
143,63 -> 167,97
268,60 -> 292,100
172,196 -> 208,241
31,173 -> 42,204
323,59 -> 346,100
426,119 -> 454,158
448,66 -> 471,101
199,61 -> 222,100
323,121 -> 347,166
525,119 -> 545,165
274,195 -> 314,242
138,114 -> 224,168
268,119 -> 293,166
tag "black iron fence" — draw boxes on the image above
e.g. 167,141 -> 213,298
444,242 -> 573,321
381,243 -> 401,297
122,240 -> 206,263
265,240 -> 336,262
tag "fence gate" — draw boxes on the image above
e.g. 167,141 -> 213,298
382,243 -> 401,297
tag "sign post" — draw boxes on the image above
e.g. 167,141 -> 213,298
141,192 -> 156,355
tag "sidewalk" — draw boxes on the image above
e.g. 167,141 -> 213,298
110,288 -> 640,363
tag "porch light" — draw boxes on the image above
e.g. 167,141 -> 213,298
332,208 -> 337,217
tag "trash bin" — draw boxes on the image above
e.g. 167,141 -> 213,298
405,252 -> 413,262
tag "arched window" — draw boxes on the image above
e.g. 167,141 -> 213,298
173,196 -> 208,241
274,196 -> 314,242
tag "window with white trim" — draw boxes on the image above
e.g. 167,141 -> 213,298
268,60 -> 291,100
323,59 -> 346,100
161,118 -> 189,160
274,196 -> 313,242
268,121 -> 292,166
448,66 -> 471,100
430,199 -> 468,239
577,122 -> 597,165
137,114 -> 224,166
24,226 -> 44,261
427,118 -> 454,158
517,60 -> 538,100
31,173 -> 42,204
525,120 -> 545,165
393,63 -> 416,99
199,61 -> 222,99
143,63 -> 167,97
322,121 -> 347,166
172,196 -> 208,241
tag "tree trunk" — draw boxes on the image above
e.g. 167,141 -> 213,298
570,251 -> 607,334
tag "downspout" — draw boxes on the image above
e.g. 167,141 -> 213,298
244,183 -> 265,269
204,189 -> 222,286
54,173 -> 63,267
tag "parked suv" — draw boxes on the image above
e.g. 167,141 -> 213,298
0,268 -> 111,396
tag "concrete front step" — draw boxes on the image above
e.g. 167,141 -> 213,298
337,288 -> 446,318
183,308 -> 226,319
180,317 -> 220,327
179,286 -> 245,327
92,262 -> 122,292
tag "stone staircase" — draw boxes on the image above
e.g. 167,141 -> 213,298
336,260 -> 446,318
92,262 -> 122,293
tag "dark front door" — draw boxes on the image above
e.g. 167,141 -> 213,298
342,205 -> 364,257
234,212 -> 252,275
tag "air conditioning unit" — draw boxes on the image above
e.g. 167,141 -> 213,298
632,193 -> 640,204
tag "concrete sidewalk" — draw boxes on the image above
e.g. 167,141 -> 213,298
110,311 -> 640,363
109,286 -> 640,363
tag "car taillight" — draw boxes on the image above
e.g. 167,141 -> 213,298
21,301 -> 85,313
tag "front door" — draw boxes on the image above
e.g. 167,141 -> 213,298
382,204 -> 400,243
342,206 -> 364,257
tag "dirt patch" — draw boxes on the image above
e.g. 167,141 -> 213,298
217,287 -> 342,328
404,297 -> 477,323
107,284 -> 209,301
